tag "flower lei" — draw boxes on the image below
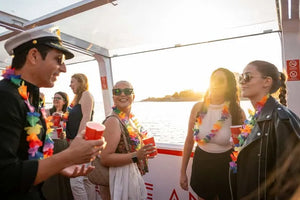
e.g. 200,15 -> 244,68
62,104 -> 72,132
229,94 -> 269,173
2,66 -> 54,160
112,106 -> 148,152
46,109 -> 69,137
193,100 -> 230,145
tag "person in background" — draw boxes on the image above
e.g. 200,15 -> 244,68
100,80 -> 156,200
46,91 -> 69,140
232,60 -> 300,199
42,91 -> 73,200
180,68 -> 245,200
0,24 -> 104,199
47,91 -> 69,115
66,73 -> 97,200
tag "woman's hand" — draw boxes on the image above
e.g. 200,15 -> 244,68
66,130 -> 105,165
180,173 -> 189,191
60,164 -> 95,178
136,144 -> 157,160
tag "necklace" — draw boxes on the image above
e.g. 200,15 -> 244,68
193,100 -> 230,145
61,105 -> 72,132
229,94 -> 269,173
2,66 -> 54,160
112,106 -> 148,151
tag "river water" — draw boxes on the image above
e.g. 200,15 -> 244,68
92,100 -> 253,145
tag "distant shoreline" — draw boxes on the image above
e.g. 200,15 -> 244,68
141,97 -> 202,102
141,90 -> 204,102
141,97 -> 249,102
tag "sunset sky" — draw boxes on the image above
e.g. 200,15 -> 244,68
41,32 -> 282,103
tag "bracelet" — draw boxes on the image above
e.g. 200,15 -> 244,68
131,152 -> 138,163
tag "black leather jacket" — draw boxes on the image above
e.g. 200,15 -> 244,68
235,97 -> 300,200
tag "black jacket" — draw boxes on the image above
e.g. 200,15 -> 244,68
0,79 -> 46,199
235,97 -> 300,200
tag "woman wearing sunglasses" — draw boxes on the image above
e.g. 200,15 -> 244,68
99,80 -> 156,200
180,68 -> 245,200
66,73 -> 97,200
233,60 -> 300,199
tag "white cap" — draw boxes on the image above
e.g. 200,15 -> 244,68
4,24 -> 74,59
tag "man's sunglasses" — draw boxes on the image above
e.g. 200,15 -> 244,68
56,54 -> 66,65
239,72 -> 266,84
112,88 -> 134,96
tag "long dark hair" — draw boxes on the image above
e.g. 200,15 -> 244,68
248,60 -> 287,106
202,68 -> 244,125
49,91 -> 69,115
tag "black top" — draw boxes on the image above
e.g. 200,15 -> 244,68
0,78 -> 46,199
66,104 -> 83,139
66,101 -> 94,139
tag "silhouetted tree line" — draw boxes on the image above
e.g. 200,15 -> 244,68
142,90 -> 204,102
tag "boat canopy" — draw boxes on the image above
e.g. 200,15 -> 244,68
1,0 -> 300,116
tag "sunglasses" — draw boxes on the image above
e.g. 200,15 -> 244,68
53,97 -> 63,100
238,72 -> 266,84
56,54 -> 66,65
112,88 -> 134,96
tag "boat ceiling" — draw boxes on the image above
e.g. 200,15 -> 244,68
0,0 -> 280,69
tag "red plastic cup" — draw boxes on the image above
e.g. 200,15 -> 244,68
56,127 -> 63,138
142,137 -> 157,156
85,122 -> 105,140
52,113 -> 61,127
230,125 -> 242,145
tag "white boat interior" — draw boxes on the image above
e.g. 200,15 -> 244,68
1,0 -> 300,199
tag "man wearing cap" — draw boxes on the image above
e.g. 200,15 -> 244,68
0,24 -> 104,199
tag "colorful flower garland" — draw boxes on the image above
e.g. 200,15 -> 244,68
193,101 -> 230,145
112,106 -> 148,152
229,94 -> 269,173
2,66 -> 54,160
61,105 -> 72,132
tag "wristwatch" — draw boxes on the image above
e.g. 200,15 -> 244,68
131,152 -> 138,163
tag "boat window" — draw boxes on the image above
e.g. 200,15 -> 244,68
41,60 -> 106,122
0,0 -> 284,144
110,33 -> 281,145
